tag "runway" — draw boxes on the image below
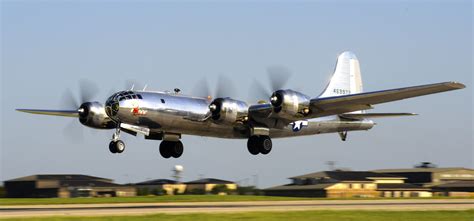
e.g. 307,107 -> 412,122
1,199 -> 473,218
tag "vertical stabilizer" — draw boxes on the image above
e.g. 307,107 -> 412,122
319,51 -> 363,98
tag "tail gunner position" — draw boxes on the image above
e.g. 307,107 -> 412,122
17,52 -> 465,158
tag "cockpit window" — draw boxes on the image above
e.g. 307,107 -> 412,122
110,91 -> 142,102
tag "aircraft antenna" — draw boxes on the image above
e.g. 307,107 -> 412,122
130,84 -> 135,91
142,84 -> 148,91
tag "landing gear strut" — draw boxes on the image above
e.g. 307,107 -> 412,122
159,140 -> 184,158
247,135 -> 272,155
109,127 -> 125,154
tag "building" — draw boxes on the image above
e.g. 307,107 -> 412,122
373,167 -> 474,185
431,181 -> 474,197
185,178 -> 237,194
134,179 -> 186,195
373,167 -> 474,196
4,174 -> 135,198
264,171 -> 431,198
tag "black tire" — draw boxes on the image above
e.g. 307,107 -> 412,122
115,140 -> 125,153
258,136 -> 272,155
109,141 -> 118,154
171,141 -> 184,158
159,141 -> 172,158
247,136 -> 260,155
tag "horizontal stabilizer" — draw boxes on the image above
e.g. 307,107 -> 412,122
340,113 -> 417,120
16,109 -> 78,117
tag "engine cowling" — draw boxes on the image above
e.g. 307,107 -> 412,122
79,102 -> 117,129
270,89 -> 311,119
209,98 -> 249,125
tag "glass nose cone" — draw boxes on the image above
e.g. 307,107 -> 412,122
105,94 -> 120,118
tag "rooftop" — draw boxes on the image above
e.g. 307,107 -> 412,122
185,178 -> 234,185
5,174 -> 113,182
135,179 -> 178,185
290,171 -> 406,181
373,167 -> 472,173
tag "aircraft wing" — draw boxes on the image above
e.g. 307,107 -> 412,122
339,113 -> 417,120
16,109 -> 79,117
248,82 -> 465,125
309,82 -> 464,118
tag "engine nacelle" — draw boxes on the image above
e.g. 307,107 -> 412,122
270,89 -> 311,119
209,98 -> 249,125
79,102 -> 117,129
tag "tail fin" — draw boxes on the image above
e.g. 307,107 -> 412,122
319,51 -> 363,98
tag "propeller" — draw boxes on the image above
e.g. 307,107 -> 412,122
192,75 -> 237,101
60,79 -> 99,110
249,66 -> 292,103
60,79 -> 100,141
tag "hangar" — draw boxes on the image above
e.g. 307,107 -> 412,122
264,171 -> 430,198
134,179 -> 186,195
4,174 -> 136,198
373,167 -> 474,197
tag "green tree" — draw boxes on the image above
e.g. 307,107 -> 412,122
211,184 -> 228,195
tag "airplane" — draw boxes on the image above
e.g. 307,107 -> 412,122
17,51 -> 465,158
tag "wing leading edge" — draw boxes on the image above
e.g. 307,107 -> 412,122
16,109 -> 79,117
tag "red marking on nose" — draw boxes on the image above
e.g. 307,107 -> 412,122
132,107 -> 139,114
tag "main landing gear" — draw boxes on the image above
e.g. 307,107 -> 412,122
247,135 -> 272,155
109,127 -> 125,154
159,140 -> 184,158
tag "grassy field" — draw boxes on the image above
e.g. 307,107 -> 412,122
1,195 -> 472,205
1,210 -> 473,221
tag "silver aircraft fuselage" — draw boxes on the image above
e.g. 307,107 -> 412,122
106,91 -> 374,139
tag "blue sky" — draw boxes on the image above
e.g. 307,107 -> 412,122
1,0 -> 472,187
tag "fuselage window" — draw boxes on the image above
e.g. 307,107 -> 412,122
161,99 -> 165,103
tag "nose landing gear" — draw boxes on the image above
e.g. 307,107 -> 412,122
109,127 -> 125,154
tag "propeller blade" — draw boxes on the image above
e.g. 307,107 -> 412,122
267,66 -> 292,91
215,75 -> 237,98
63,119 -> 84,143
192,78 -> 212,99
248,79 -> 270,102
79,79 -> 99,103
60,88 -> 79,109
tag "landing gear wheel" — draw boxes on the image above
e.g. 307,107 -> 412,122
247,136 -> 260,155
109,140 -> 125,154
159,141 -> 172,158
159,141 -> 184,158
258,136 -> 272,155
115,140 -> 125,153
109,141 -> 117,154
170,141 -> 184,158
